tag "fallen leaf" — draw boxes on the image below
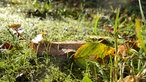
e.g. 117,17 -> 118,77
103,25 -> 120,34
121,34 -> 136,40
118,44 -> 128,57
74,42 -> 115,68
61,49 -> 75,54
30,32 -> 46,52
117,75 -> 139,82
74,43 -> 115,59
31,41 -> 86,56
31,31 -> 47,44
31,34 -> 43,43
0,42 -> 13,49
118,41 -> 140,57
140,69 -> 146,77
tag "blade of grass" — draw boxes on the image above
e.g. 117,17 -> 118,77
135,19 -> 146,52
93,16 -> 100,35
138,0 -> 145,22
113,8 -> 120,82
114,8 -> 120,55
110,55 -> 113,82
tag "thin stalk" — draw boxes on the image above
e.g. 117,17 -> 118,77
119,62 -> 124,82
7,28 -> 15,40
94,17 -> 100,35
114,8 -> 120,56
110,55 -> 113,82
113,8 -> 120,82
138,0 -> 146,22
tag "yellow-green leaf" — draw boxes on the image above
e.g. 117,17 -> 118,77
74,43 -> 115,59
74,42 -> 115,68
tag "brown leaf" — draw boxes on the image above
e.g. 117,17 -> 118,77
118,44 -> 128,57
0,42 -> 13,49
125,41 -> 140,51
103,26 -> 114,34
118,75 -> 139,82
121,34 -> 136,40
118,41 -> 140,57
31,41 -> 86,56
103,26 -> 120,34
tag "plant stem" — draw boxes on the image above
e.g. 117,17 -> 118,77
7,28 -> 15,41
138,0 -> 146,22
110,55 -> 113,82
94,17 -> 100,35
113,8 -> 120,82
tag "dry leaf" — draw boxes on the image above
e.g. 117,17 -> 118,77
121,34 -> 136,40
61,49 -> 76,54
31,41 -> 86,56
118,75 -> 139,82
31,34 -> 43,43
31,31 -> 47,44
140,69 -> 146,77
118,41 -> 140,57
0,42 -> 13,49
118,44 -> 128,57
103,26 -> 120,34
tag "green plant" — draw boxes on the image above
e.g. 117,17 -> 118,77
93,15 -> 100,35
112,8 -> 120,82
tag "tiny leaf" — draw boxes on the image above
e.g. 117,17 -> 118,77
81,75 -> 92,82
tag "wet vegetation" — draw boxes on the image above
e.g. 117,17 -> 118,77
0,0 -> 146,82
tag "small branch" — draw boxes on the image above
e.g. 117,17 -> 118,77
15,31 -> 32,43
